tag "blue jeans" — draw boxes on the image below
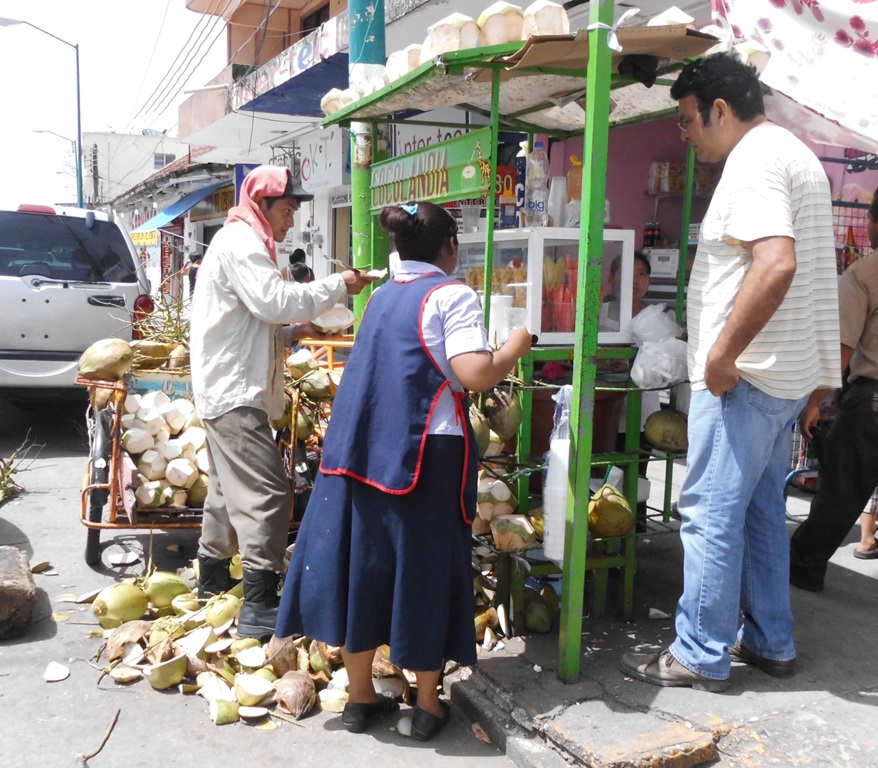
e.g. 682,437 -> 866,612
669,380 -> 806,679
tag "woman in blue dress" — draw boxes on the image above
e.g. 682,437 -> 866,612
275,201 -> 532,741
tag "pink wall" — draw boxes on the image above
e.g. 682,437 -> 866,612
548,119 -> 878,251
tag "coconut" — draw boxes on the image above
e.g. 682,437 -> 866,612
166,458 -> 198,489
122,427 -> 154,456
140,390 -> 171,410
135,479 -> 173,509
137,449 -> 167,481
179,426 -> 207,452
477,470 -> 518,521
148,615 -> 187,647
587,483 -> 634,538
644,409 -> 688,453
143,571 -> 191,609
386,44 -> 422,81
167,344 -> 190,370
474,606 -> 499,642
209,699 -> 240,725
234,673 -> 275,707
428,13 -> 481,54
137,407 -> 167,437
298,370 -> 333,401
477,1 -> 525,46
109,665 -> 142,684
159,400 -> 189,434
195,447 -> 210,473
522,0 -> 569,37
235,645 -> 267,670
286,348 -> 318,379
489,514 -> 536,550
92,582 -> 149,629
523,590 -> 552,633
142,654 -> 188,690
275,671 -> 317,719
78,338 -> 134,381
123,393 -> 142,414
197,671 -> 236,702
483,389 -> 522,441
205,593 -> 240,628
318,688 -> 348,713
470,404 -> 491,457
186,474 -> 209,507
130,340 -> 175,369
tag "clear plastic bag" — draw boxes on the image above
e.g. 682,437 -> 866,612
630,303 -> 682,346
630,338 -> 689,389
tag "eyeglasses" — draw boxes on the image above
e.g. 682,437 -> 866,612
677,114 -> 697,133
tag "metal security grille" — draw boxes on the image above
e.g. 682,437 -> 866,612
833,199 -> 871,274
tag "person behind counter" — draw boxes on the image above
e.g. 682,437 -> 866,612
274,200 -> 533,741
188,165 -> 377,640
599,251 -> 660,532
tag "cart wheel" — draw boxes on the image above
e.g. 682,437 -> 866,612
85,408 -> 112,565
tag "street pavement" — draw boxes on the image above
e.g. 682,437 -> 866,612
3,396 -> 878,767
0,397 -> 512,768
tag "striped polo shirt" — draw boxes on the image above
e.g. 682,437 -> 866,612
687,123 -> 841,399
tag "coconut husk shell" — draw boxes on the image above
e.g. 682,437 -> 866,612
371,650 -> 412,704
184,653 -> 210,678
265,634 -> 307,677
147,636 -> 177,665
274,671 -> 316,719
105,619 -> 152,661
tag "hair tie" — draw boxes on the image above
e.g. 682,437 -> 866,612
401,202 -> 418,217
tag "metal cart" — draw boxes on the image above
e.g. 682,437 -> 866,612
78,374 -> 203,565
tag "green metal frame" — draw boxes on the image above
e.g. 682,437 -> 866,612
329,6 -> 705,682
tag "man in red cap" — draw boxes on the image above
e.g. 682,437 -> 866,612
189,165 -> 376,639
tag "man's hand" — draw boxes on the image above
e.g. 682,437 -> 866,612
704,348 -> 740,396
798,400 -> 821,442
341,269 -> 380,295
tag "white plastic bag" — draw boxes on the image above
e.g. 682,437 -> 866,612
630,338 -> 688,389
630,303 -> 682,346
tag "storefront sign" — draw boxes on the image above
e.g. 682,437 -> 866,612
190,185 -> 235,222
300,127 -> 348,192
131,230 -> 158,246
370,127 -> 493,211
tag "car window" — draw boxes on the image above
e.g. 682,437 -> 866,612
0,211 -> 139,282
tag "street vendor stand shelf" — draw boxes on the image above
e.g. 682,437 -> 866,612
322,5 -> 716,681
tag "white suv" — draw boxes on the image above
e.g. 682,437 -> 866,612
0,204 -> 153,398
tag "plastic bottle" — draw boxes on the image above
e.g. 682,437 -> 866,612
524,141 -> 549,227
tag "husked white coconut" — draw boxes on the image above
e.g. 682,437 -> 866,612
170,488 -> 189,508
155,427 -> 171,444
137,407 -> 166,436
522,0 -> 569,37
166,458 -> 198,489
386,44 -> 423,81
196,447 -> 210,473
136,479 -> 172,508
419,34 -> 436,65
187,474 -> 209,507
477,2 -> 525,46
159,400 -> 189,434
182,412 -> 203,432
137,448 -> 167,481
428,13 -> 481,54
121,413 -> 138,430
320,88 -> 354,116
122,427 -> 154,456
123,393 -> 142,415
160,438 -> 185,461
179,426 -> 206,452
140,390 -> 171,411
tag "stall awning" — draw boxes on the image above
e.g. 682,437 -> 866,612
132,181 -> 228,233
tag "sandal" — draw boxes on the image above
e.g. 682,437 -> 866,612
853,547 -> 878,560
411,700 -> 451,742
342,694 -> 400,734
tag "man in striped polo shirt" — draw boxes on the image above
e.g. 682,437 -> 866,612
621,52 -> 840,691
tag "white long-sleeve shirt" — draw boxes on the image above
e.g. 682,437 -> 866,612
190,221 -> 346,421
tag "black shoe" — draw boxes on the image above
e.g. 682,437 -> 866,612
729,642 -> 795,678
789,565 -> 824,593
620,648 -> 729,692
237,568 -> 281,639
196,554 -> 237,599
341,694 -> 399,733
411,700 -> 451,742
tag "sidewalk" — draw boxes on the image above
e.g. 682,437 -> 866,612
447,463 -> 878,768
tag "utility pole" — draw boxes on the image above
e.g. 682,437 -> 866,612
348,0 -> 386,320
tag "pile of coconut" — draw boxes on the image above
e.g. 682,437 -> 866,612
321,0 -> 570,115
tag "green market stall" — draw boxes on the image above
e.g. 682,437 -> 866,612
322,3 -> 716,681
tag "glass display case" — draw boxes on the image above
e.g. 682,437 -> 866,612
455,227 -> 636,345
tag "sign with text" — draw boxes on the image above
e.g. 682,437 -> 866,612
130,230 -> 159,246
370,128 -> 493,211
300,127 -> 348,192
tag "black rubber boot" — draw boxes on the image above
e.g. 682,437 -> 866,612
237,568 -> 281,639
197,554 -> 236,599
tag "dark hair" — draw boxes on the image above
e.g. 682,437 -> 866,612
378,202 -> 458,263
290,262 -> 314,283
670,52 -> 764,124
610,250 -> 651,278
289,248 -> 307,264
870,187 -> 878,223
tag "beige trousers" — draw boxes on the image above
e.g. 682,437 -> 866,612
198,406 -> 290,571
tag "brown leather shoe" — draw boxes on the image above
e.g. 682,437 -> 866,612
620,648 -> 729,692
729,642 -> 795,679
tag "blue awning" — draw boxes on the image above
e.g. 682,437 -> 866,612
132,181 -> 228,233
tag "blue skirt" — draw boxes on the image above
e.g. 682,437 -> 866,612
276,435 -> 477,670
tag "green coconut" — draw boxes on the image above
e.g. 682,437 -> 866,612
587,483 -> 634,538
483,388 -> 522,442
469,404 -> 491,457
142,571 -> 191,609
644,409 -> 688,453
91,582 -> 149,629
78,338 -> 134,381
